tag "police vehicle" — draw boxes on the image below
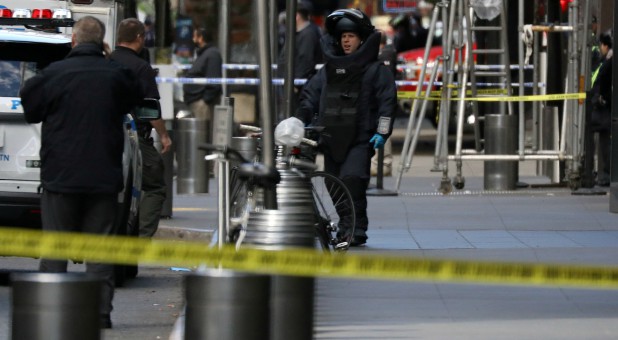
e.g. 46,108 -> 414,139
0,0 -> 155,243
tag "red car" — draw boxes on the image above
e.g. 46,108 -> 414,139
396,43 -> 475,131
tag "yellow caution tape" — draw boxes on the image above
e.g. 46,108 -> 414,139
398,91 -> 585,102
1,227 -> 617,289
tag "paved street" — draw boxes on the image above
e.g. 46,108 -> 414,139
1,142 -> 618,339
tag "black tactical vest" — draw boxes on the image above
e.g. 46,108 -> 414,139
320,62 -> 366,162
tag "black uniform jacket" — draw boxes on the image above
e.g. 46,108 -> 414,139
20,43 -> 143,194
278,22 -> 323,81
589,53 -> 613,130
111,46 -> 160,132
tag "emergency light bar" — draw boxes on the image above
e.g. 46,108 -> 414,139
0,6 -> 74,27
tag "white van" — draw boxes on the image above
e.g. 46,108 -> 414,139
0,1 -> 146,233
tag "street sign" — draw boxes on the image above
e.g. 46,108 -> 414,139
383,0 -> 418,13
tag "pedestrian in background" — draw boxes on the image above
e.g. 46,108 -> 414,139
390,13 -> 416,53
277,11 -> 287,55
277,0 -> 323,118
296,8 -> 397,246
20,16 -> 143,329
111,19 -> 171,250
590,16 -> 601,71
588,30 -> 613,187
143,16 -> 156,63
183,26 -> 222,127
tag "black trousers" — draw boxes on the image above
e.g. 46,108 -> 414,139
324,142 -> 374,237
39,190 -> 118,316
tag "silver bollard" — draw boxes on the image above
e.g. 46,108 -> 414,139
484,114 -> 518,190
230,136 -> 260,166
184,269 -> 270,340
11,273 -> 102,340
270,275 -> 314,340
176,118 -> 209,194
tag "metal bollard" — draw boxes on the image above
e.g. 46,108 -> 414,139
184,269 -> 270,340
230,136 -> 260,167
484,114 -> 518,190
11,273 -> 102,340
270,275 -> 314,340
176,118 -> 209,194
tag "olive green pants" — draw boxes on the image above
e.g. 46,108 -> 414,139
138,136 -> 166,237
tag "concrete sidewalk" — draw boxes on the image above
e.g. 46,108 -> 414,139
154,146 -> 618,339
2,145 -> 617,339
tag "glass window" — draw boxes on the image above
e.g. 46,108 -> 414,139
0,61 -> 37,97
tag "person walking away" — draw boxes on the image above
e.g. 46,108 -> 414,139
371,31 -> 398,176
296,9 -> 397,246
111,19 -> 171,243
183,26 -> 222,134
588,30 -> 612,187
20,16 -> 143,329
277,0 -> 323,118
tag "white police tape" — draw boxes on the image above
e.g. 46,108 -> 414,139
175,63 -> 535,71
156,77 -> 545,89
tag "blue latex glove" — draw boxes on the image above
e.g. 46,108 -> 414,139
369,134 -> 385,149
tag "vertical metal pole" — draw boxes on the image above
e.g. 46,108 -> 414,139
567,1 -> 580,181
216,97 -> 234,248
611,0 -> 618,211
518,0 -> 526,158
270,0 -> 278,63
284,0 -> 297,119
218,0 -> 230,98
217,160 -> 228,248
572,1 -> 590,183
257,0 -> 277,209
532,26 -> 540,152
395,4 -> 441,190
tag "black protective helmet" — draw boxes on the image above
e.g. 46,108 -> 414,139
325,8 -> 375,40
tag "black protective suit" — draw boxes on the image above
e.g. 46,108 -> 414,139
296,31 -> 397,242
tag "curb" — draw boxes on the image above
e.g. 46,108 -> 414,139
154,225 -> 214,243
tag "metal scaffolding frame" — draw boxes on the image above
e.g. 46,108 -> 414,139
394,0 -> 590,193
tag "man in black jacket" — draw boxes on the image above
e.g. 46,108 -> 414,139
19,16 -> 143,329
277,0 -> 323,117
111,18 -> 171,242
183,27 -> 222,126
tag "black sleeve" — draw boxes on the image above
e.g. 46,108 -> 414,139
295,69 -> 324,124
373,65 -> 397,138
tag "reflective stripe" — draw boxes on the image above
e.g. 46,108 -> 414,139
591,64 -> 602,87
